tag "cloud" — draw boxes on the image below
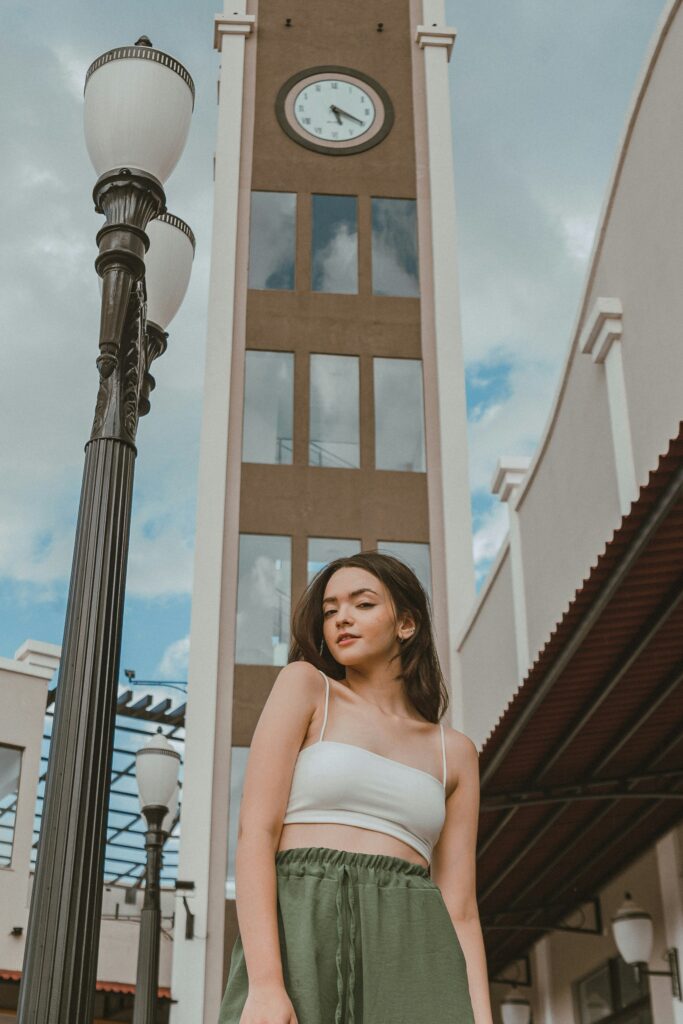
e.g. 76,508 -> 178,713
559,213 -> 597,262
472,500 -> 509,585
52,43 -> 90,102
157,634 -> 190,680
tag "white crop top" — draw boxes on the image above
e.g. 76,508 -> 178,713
282,669 -> 447,863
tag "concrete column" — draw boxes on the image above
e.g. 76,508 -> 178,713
655,828 -> 683,1024
580,297 -> 638,516
412,1 -> 475,727
491,457 -> 532,682
170,9 -> 256,1023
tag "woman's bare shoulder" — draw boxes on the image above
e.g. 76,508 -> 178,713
442,724 -> 479,786
268,660 -> 326,707
275,659 -> 325,687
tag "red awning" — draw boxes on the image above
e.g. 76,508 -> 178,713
477,423 -> 683,979
0,968 -> 170,1000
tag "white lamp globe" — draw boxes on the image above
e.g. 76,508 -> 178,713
135,728 -> 181,812
145,213 -> 195,330
161,785 -> 179,837
500,990 -> 531,1024
83,38 -> 194,183
611,892 -> 654,965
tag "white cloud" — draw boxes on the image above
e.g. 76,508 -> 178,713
52,44 -> 91,102
157,634 -> 190,680
467,358 -> 559,495
560,213 -> 597,261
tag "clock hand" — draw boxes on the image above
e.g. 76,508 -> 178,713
329,105 -> 343,125
330,104 -> 364,126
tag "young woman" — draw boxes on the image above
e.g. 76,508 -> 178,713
218,551 -> 493,1024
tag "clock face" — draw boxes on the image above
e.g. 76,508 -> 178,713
276,67 -> 394,155
294,80 -> 376,143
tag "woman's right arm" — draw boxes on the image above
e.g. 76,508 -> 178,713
232,661 -> 322,1018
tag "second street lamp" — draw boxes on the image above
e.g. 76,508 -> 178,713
133,730 -> 181,1024
17,39 -> 194,1024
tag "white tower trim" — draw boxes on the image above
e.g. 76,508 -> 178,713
170,8 -> 256,1023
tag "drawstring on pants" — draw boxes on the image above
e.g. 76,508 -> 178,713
333,862 -> 357,1023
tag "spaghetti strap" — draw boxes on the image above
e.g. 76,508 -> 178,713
317,669 -> 330,742
439,722 -> 447,788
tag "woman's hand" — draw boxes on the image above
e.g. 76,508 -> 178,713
239,980 -> 299,1024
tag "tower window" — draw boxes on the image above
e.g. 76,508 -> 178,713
242,351 -> 294,465
311,194 -> 358,294
309,354 -> 360,468
374,357 -> 426,472
371,197 -> 419,297
377,541 -> 431,599
308,538 -> 362,583
248,191 -> 296,290
235,534 -> 291,665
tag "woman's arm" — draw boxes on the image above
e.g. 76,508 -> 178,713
430,731 -> 494,1024
233,661 -> 323,990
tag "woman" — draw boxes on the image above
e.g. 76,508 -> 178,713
218,551 -> 493,1024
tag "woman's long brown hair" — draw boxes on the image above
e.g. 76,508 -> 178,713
288,550 -> 449,723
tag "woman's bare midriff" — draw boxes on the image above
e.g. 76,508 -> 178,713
277,821 -> 429,869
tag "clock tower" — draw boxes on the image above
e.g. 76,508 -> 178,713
171,2 -> 474,1020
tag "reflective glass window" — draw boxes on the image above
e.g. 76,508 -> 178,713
0,745 -> 22,868
248,191 -> 296,290
235,534 -> 291,664
374,358 -> 426,471
242,351 -> 294,464
377,541 -> 431,600
308,538 -> 362,584
312,195 -> 358,294
371,197 -> 419,297
226,745 -> 249,897
309,354 -> 360,468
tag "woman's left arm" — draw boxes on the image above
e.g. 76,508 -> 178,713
430,731 -> 494,1024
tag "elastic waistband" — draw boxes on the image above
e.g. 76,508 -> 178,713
275,845 -> 432,884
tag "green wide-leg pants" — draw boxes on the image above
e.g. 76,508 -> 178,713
218,845 -> 475,1024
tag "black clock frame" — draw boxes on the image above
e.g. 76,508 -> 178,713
275,65 -> 395,156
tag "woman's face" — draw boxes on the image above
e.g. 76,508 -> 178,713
321,566 -> 410,665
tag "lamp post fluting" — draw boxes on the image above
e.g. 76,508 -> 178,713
133,731 -> 181,1024
17,40 -> 194,1024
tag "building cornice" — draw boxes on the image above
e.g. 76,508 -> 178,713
579,296 -> 624,364
491,456 -> 532,504
415,25 -> 457,62
213,13 -> 256,50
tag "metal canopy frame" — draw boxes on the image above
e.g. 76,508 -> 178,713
35,682 -> 187,889
476,426 -> 683,978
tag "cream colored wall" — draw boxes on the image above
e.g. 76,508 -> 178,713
0,658 -> 50,974
458,544 -> 518,749
517,360 -> 621,665
96,919 -> 172,988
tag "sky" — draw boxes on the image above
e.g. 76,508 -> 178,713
0,0 -> 668,685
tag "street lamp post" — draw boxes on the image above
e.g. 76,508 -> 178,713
17,39 -> 194,1023
133,730 -> 181,1024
